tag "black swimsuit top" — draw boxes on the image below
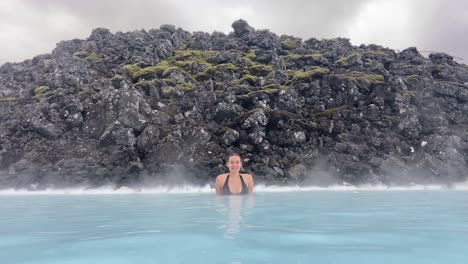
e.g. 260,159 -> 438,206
222,175 -> 249,195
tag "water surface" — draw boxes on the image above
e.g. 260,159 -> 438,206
1,190 -> 467,263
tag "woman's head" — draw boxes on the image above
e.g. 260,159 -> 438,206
226,153 -> 242,173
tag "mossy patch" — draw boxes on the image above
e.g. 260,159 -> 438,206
73,51 -> 89,59
111,75 -> 124,80
244,50 -> 256,63
217,63 -> 238,71
281,39 -> 298,50
123,49 -> 271,84
282,54 -> 302,61
123,50 -> 216,81
173,60 -> 211,72
86,53 -> 101,62
73,51 -> 100,62
282,53 -> 322,62
163,50 -> 212,71
399,64 -> 415,69
316,106 -> 346,117
440,81 -> 465,87
263,108 -> 313,129
197,63 -> 240,80
292,67 -> 330,81
134,80 -> 156,89
338,71 -> 385,90
33,92 -> 52,99
0,97 -> 18,102
161,78 -> 176,86
239,74 -> 258,85
176,82 -> 195,92
162,84 -> 194,98
402,90 -> 417,96
262,83 -> 287,90
162,87 -> 176,97
77,90 -> 99,96
44,59 -> 56,67
173,49 -> 218,62
249,64 -> 273,77
122,64 -> 158,81
403,75 -> 430,83
336,50 -> 390,67
336,53 -> 359,67
122,64 -> 141,80
34,86 -> 50,95
365,50 -> 387,56
136,66 -> 159,79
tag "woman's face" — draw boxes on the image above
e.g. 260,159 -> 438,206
227,156 -> 242,173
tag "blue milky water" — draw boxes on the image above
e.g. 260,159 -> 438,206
1,191 -> 468,264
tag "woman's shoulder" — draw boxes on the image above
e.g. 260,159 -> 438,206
216,173 -> 229,180
240,173 -> 254,180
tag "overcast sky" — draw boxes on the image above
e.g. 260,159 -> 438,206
0,0 -> 467,65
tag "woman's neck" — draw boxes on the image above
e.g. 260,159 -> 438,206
229,172 -> 240,178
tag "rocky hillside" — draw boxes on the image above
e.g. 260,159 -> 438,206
1,20 -> 467,190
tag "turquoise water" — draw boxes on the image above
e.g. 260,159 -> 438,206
1,191 -> 468,264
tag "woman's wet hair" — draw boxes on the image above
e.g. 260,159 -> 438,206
226,153 -> 241,163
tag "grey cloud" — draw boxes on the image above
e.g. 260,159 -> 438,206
21,0 -> 184,31
409,0 -> 468,63
235,0 -> 371,38
1,0 -> 467,65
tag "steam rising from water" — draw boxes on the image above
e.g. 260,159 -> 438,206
1,181 -> 468,195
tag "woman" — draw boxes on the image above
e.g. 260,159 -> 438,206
215,153 -> 254,195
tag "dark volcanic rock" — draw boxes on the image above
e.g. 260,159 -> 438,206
232,19 -> 255,38
0,20 -> 467,190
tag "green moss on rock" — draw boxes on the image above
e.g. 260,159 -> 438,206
136,66 -> 159,79
73,51 -> 89,59
161,78 -> 176,86
336,53 -> 359,67
239,74 -> 258,85
86,53 -> 101,62
316,106 -> 346,117
402,90 -> 417,96
262,83 -> 282,90
292,67 -> 330,81
173,50 -> 218,62
34,86 -> 50,95
249,64 -> 273,77
243,50 -> 257,64
162,87 -> 175,97
176,82 -> 195,92
217,63 -> 238,71
123,64 -> 159,81
161,83 -> 194,97
122,64 -> 141,80
33,92 -> 52,99
282,53 -> 322,62
338,71 -> 385,89
0,97 -> 18,102
77,89 -> 98,96
44,59 -> 56,67
365,50 -> 387,56
403,75 -> 428,83
281,39 -> 297,50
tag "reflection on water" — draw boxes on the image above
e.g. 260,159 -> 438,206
216,195 -> 254,239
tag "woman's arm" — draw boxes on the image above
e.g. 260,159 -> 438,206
214,174 -> 226,195
245,174 -> 254,193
